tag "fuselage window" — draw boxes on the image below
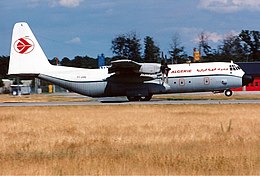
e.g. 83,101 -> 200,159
179,79 -> 185,86
204,77 -> 210,85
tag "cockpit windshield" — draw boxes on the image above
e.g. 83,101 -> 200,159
229,65 -> 241,71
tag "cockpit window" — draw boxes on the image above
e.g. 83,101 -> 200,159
229,65 -> 241,71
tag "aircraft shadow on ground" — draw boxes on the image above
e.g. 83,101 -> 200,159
99,100 -> 129,103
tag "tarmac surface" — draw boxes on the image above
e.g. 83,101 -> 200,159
1,97 -> 260,107
1,92 -> 260,107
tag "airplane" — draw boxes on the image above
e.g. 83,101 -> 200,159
8,22 -> 254,101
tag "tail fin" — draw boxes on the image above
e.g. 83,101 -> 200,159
8,22 -> 51,75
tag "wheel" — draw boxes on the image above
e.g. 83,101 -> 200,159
127,96 -> 140,101
224,89 -> 232,97
127,95 -> 153,101
139,95 -> 152,101
12,91 -> 17,96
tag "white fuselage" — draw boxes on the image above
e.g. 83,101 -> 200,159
38,62 -> 244,97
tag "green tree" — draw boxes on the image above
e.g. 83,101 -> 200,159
60,57 -> 71,66
70,56 -> 98,68
143,36 -> 160,63
217,34 -> 246,62
239,30 -> 260,61
58,56 -> 98,68
198,32 -> 212,57
111,32 -> 142,62
111,34 -> 127,59
168,33 -> 187,64
49,57 -> 59,65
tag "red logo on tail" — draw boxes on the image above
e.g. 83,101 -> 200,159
14,37 -> 35,54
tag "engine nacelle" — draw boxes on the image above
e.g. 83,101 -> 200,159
139,63 -> 161,74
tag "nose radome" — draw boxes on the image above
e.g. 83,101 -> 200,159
242,74 -> 254,86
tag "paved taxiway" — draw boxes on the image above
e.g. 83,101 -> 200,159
1,92 -> 260,107
1,98 -> 260,107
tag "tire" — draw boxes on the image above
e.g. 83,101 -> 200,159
140,95 -> 152,101
127,95 -> 153,101
127,96 -> 140,101
224,89 -> 233,97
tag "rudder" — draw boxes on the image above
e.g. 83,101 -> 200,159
8,22 -> 51,75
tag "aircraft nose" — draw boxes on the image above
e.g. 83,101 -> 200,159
242,74 -> 254,86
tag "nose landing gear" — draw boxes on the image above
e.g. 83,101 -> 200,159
224,89 -> 233,97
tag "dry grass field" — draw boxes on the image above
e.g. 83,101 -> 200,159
0,104 -> 259,175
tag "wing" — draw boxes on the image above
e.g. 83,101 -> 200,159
107,60 -> 161,83
108,60 -> 141,74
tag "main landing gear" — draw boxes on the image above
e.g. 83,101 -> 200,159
127,95 -> 152,101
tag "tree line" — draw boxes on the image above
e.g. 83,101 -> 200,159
111,30 -> 260,63
1,29 -> 260,80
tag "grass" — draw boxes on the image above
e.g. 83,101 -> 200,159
0,104 -> 259,175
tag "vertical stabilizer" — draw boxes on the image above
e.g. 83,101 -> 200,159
8,22 -> 51,75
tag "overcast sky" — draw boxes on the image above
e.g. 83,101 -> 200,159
1,0 -> 260,59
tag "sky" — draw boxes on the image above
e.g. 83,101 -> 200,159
1,0 -> 260,60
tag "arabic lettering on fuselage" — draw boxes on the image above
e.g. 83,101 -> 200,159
196,68 -> 228,72
171,67 -> 228,74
